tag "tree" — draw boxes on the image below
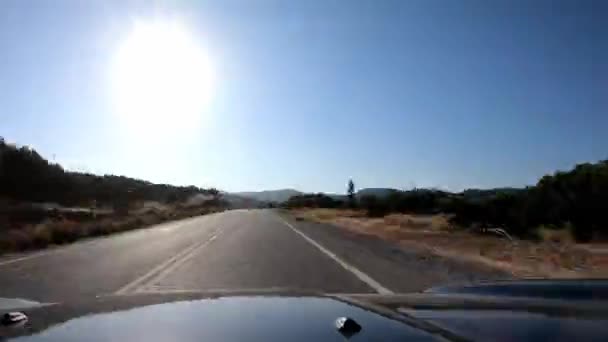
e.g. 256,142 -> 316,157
347,179 -> 356,208
0,138 -> 219,207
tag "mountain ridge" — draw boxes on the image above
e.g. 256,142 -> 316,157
232,187 -> 402,202
232,189 -> 302,203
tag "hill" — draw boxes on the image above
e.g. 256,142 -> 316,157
356,188 -> 399,198
0,137 -> 220,210
221,193 -> 266,209
236,188 -> 406,202
0,136 -> 228,252
234,189 -> 302,203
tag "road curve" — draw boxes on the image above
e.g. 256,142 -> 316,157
0,210 -> 507,302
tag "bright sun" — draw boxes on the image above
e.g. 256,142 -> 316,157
111,20 -> 214,134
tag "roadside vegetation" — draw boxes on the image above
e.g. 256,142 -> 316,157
0,137 -> 226,253
291,208 -> 608,278
286,161 -> 608,242
284,162 -> 608,278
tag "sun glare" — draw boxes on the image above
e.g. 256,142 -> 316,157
111,20 -> 214,135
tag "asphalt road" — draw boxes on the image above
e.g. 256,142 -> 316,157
0,210 -> 508,302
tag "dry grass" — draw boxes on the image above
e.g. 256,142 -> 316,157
0,206 -> 224,254
535,225 -> 576,245
291,208 -> 608,278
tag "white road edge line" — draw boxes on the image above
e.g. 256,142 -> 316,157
0,236 -> 111,267
0,219 -> 203,267
114,231 -> 220,295
0,251 -> 52,266
276,216 -> 394,295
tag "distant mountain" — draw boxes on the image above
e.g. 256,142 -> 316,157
233,187 -> 441,203
221,193 -> 265,209
233,189 -> 302,203
356,188 -> 399,198
327,193 -> 347,200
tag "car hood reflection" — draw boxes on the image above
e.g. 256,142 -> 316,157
8,296 -> 436,341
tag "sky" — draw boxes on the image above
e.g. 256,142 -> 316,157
1,0 -> 606,193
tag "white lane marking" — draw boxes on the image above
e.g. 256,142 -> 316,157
114,231 -> 220,295
114,240 -> 203,295
0,251 -> 52,266
136,234 -> 219,293
0,225 -> 183,267
0,216 -> 218,267
277,217 -> 394,295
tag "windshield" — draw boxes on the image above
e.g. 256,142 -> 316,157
0,0 -> 606,339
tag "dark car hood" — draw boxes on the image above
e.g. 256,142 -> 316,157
3,284 -> 608,341
2,293 -> 440,342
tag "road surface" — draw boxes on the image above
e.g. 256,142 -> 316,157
0,210 -> 507,302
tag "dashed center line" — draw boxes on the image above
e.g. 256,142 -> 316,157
114,229 -> 221,295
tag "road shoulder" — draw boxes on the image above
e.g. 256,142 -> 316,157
276,211 -> 511,293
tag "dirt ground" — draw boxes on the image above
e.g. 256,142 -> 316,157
290,208 -> 608,278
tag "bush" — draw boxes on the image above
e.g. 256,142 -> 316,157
283,160 -> 608,242
535,224 -> 575,245
284,194 -> 343,209
50,222 -> 80,244
31,224 -> 52,248
1,229 -> 32,250
360,195 -> 389,217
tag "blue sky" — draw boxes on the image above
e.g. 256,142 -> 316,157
1,0 -> 606,193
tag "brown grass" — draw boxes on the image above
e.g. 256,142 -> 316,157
0,206 -> 224,254
291,208 -> 608,278
536,225 -> 576,244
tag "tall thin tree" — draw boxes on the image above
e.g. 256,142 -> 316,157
347,179 -> 355,208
